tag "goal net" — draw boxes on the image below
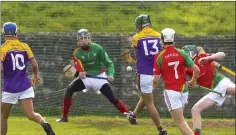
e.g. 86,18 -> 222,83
1,2 -> 235,118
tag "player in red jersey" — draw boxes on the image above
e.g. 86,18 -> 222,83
182,45 -> 235,135
153,28 -> 200,135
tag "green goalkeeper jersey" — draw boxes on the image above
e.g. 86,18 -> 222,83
73,42 -> 115,76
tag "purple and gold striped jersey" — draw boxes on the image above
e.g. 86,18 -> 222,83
132,27 -> 162,75
1,39 -> 34,93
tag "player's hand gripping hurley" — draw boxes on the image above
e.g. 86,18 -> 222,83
197,46 -> 235,77
31,76 -> 40,90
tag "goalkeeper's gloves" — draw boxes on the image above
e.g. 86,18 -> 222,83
107,76 -> 114,82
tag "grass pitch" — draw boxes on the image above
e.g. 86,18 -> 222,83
8,116 -> 235,135
1,2 -> 235,36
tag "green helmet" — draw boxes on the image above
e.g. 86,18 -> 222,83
135,14 -> 152,32
182,45 -> 199,59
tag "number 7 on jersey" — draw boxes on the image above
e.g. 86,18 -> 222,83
168,61 -> 179,79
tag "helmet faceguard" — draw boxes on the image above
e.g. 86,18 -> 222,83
77,29 -> 91,48
3,22 -> 18,36
135,14 -> 152,32
182,45 -> 199,60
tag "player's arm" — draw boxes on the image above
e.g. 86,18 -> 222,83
132,35 -> 138,65
26,44 -> 39,88
198,52 -> 225,65
181,50 -> 200,87
1,47 -> 5,72
100,47 -> 114,77
73,50 -> 86,78
153,53 -> 161,88
26,45 -> 38,78
30,59 -> 38,78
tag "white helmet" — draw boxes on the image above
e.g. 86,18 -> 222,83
161,28 -> 175,43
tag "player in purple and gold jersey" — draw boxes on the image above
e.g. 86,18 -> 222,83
1,22 -> 55,135
125,14 -> 168,135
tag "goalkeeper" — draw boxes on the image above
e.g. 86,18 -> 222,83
56,29 -> 130,122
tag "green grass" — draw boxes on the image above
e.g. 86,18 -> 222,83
1,2 -> 235,36
8,116 -> 235,135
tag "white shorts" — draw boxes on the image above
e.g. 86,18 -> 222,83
136,74 -> 153,94
164,90 -> 188,111
206,77 -> 235,106
2,87 -> 35,104
81,72 -> 109,93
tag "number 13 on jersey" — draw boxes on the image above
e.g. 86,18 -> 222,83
142,39 -> 160,56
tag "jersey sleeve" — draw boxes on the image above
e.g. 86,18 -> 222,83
153,53 -> 161,75
73,49 -> 85,72
100,47 -> 114,76
200,53 -> 214,63
132,34 -> 138,48
179,50 -> 194,67
25,44 -> 34,60
1,47 -> 6,62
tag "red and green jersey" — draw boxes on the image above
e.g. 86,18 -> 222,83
154,46 -> 194,92
186,54 -> 225,88
73,42 -> 114,76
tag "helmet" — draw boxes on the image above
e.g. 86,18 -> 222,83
77,29 -> 90,40
3,22 -> 17,36
77,29 -> 90,47
135,14 -> 151,32
182,45 -> 199,59
161,28 -> 175,43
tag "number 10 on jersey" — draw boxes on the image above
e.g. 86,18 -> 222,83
11,53 -> 25,70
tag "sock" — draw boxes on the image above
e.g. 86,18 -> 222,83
157,126 -> 163,131
115,99 -> 128,113
40,119 -> 47,125
194,128 -> 201,135
63,97 -> 72,117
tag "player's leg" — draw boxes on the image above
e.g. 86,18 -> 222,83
170,108 -> 193,135
138,74 -> 167,135
19,98 -> 55,135
1,91 -> 19,135
164,90 -> 192,135
133,73 -> 146,117
57,77 -> 86,122
100,83 -> 129,113
226,82 -> 235,95
191,95 -> 216,135
142,93 -> 167,135
133,96 -> 145,116
1,102 -> 13,135
192,79 -> 235,134
124,74 -> 145,125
